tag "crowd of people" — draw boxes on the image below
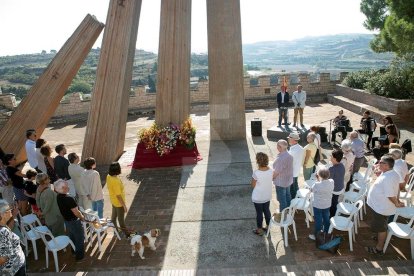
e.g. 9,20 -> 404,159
251,113 -> 410,255
0,129 -> 129,275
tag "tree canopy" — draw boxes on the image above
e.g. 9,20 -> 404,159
361,0 -> 414,55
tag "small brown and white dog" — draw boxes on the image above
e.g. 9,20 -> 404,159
130,229 -> 161,259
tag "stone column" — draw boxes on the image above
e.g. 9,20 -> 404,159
156,0 -> 191,126
0,15 -> 104,162
82,0 -> 142,164
207,0 -> 246,140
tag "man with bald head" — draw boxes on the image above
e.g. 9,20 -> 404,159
272,139 -> 294,212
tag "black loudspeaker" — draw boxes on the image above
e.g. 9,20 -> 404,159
251,119 -> 262,136
318,127 -> 328,143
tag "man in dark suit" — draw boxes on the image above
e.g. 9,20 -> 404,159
276,85 -> 290,127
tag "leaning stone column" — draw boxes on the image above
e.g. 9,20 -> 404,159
155,0 -> 191,126
0,15 -> 104,162
82,0 -> 142,164
207,0 -> 246,140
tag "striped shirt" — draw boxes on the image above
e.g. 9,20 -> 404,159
272,151 -> 293,187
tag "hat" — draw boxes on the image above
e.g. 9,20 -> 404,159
288,132 -> 300,140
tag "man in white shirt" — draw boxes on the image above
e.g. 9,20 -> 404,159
366,155 -> 403,255
292,85 -> 306,128
288,132 -> 305,199
25,129 -> 38,171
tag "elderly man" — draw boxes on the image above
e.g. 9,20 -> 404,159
350,131 -> 365,176
389,148 -> 409,192
288,133 -> 304,199
292,85 -> 306,128
273,139 -> 294,212
276,85 -> 290,127
366,155 -> 403,255
55,179 -> 85,262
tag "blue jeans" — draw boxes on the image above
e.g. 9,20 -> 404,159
276,185 -> 292,212
92,199 -> 104,218
303,166 -> 314,181
313,207 -> 330,234
253,201 -> 271,229
290,177 -> 299,199
65,219 -> 84,260
278,108 -> 288,125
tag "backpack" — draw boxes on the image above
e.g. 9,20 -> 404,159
316,232 -> 342,254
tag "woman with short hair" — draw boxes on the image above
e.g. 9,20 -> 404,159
0,199 -> 26,276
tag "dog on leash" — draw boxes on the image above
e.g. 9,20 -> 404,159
130,229 -> 161,259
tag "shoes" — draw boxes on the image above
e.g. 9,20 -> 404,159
308,234 -> 316,241
301,124 -> 305,128
366,246 -> 384,256
278,124 -> 282,127
293,124 -> 297,128
252,229 -> 264,236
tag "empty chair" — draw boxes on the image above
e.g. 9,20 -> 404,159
343,182 -> 368,220
35,228 -> 76,272
383,216 -> 414,259
266,206 -> 297,247
290,191 -> 313,228
18,213 -> 49,260
394,206 -> 414,222
353,158 -> 376,183
399,174 -> 414,207
328,200 -> 363,251
336,200 -> 364,233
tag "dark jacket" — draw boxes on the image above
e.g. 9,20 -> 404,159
277,92 -> 290,108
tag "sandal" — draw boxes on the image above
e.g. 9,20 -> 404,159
252,229 -> 264,236
366,246 -> 384,255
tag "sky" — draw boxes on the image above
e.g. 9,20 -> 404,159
0,0 -> 375,56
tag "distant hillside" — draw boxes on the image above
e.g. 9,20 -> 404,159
242,34 -> 394,72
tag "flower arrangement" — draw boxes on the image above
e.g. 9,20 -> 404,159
138,117 -> 196,156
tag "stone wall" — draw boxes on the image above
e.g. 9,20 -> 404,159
0,72 -> 341,126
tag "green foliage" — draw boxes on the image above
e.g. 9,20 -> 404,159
67,80 -> 92,94
361,0 -> 414,55
1,85 -> 29,100
147,75 -> 156,92
342,70 -> 375,89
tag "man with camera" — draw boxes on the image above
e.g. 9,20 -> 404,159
292,85 -> 306,128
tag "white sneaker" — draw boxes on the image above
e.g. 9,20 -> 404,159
308,234 -> 316,240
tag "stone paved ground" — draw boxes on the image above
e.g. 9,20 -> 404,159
25,103 -> 414,274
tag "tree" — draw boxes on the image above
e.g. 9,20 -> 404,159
361,0 -> 414,55
147,75 -> 156,92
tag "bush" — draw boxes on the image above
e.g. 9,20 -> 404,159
341,70 -> 374,89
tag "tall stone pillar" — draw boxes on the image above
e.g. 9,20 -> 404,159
155,0 -> 191,126
82,0 -> 142,164
207,0 -> 246,140
0,15 -> 104,162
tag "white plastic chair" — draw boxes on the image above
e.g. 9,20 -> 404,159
353,158 -> 376,183
266,206 -> 297,247
290,191 -> 313,228
336,200 -> 364,234
82,211 -> 121,252
383,216 -> 414,259
394,207 -> 414,222
328,200 -> 363,251
35,228 -> 76,272
400,174 -> 414,207
343,182 -> 368,220
19,213 -> 49,260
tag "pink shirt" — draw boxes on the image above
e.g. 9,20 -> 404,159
272,151 -> 293,187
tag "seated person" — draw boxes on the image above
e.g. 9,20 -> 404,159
371,116 -> 398,148
372,124 -> 398,160
357,111 -> 377,151
331,110 -> 350,142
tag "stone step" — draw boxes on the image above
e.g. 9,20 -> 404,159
28,260 -> 414,275
327,94 -> 395,122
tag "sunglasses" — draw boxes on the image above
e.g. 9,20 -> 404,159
379,161 -> 386,164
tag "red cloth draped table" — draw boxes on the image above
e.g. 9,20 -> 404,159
132,142 -> 202,169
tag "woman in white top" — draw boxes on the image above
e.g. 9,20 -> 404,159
251,152 -> 274,236
309,168 -> 334,240
35,139 -> 47,173
341,139 -> 355,189
83,157 -> 104,218
310,125 -> 323,165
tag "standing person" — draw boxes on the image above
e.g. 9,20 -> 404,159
40,144 -> 58,183
331,110 -> 348,142
35,139 -> 47,174
54,180 -> 85,262
68,153 -> 89,208
24,129 -> 38,172
341,140 -> 355,190
276,85 -> 290,127
36,173 -> 65,236
350,131 -> 365,176
303,133 -> 318,181
23,169 -> 40,216
54,144 -> 70,180
83,158 -> 104,218
288,133 -> 305,199
251,153 -> 273,236
328,149 -> 345,217
0,200 -> 26,276
308,168 -> 334,241
272,140 -> 294,212
107,162 -> 129,236
357,111 -> 377,151
310,125 -> 323,166
292,85 -> 306,128
0,159 -> 14,205
366,155 -> 403,255
4,154 -> 29,216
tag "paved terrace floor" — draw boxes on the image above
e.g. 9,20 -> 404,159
26,103 -> 414,275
